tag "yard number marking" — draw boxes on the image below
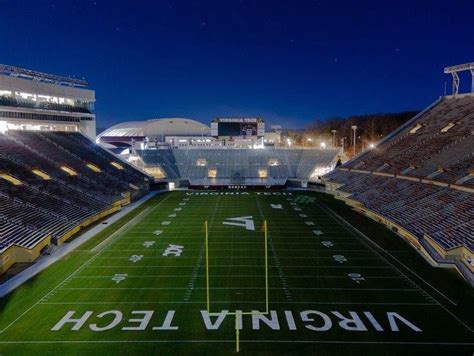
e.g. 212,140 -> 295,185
112,273 -> 128,284
321,241 -> 333,248
333,255 -> 347,263
163,244 -> 184,257
348,273 -> 365,283
129,255 -> 143,263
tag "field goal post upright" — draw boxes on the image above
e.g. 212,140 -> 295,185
203,219 -> 270,352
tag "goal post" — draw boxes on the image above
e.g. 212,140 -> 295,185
204,219 -> 270,352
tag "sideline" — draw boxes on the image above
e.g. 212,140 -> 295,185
0,190 -> 167,297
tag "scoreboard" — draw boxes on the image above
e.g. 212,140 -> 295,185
211,117 -> 265,138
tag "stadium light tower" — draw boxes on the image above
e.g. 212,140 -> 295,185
331,130 -> 336,147
444,62 -> 474,95
351,125 -> 357,156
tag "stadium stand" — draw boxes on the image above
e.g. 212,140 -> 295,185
323,94 -> 474,285
135,148 -> 341,185
0,130 -> 150,273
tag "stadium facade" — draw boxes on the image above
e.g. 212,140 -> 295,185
0,64 -> 96,139
98,117 -> 342,188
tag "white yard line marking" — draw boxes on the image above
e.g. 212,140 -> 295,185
52,286 -> 420,291
0,340 -> 472,346
38,301 -> 437,305
70,275 -> 402,279
255,196 -> 293,302
184,195 -> 221,302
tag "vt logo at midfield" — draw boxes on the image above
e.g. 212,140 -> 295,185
223,216 -> 255,231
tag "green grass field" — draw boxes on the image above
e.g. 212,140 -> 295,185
0,190 -> 473,355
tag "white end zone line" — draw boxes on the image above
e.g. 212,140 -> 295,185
38,301 -> 437,306
0,340 -> 471,346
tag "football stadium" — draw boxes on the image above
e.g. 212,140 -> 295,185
1,1 -> 474,353
0,60 -> 472,355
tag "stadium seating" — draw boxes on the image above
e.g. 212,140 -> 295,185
136,148 -> 341,184
345,95 -> 474,186
0,130 -> 150,261
323,94 -> 474,280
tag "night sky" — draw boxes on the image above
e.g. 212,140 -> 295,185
1,0 -> 473,129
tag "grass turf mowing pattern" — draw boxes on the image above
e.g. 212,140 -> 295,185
0,191 -> 473,355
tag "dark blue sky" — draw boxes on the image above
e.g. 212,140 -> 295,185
1,0 -> 473,128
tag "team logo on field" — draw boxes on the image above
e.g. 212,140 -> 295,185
223,216 -> 255,231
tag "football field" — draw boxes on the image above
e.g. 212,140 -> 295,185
0,191 -> 473,355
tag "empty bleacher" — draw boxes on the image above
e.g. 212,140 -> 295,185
136,148 -> 341,184
345,95 -> 474,185
323,94 -> 474,282
0,130 -> 150,271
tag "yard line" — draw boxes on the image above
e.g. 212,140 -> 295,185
255,195 -> 293,302
71,274 -> 404,279
94,256 -> 382,260
57,286 -> 419,291
0,340 -> 472,346
38,301 -> 437,305
101,247 -> 365,251
83,265 -> 390,269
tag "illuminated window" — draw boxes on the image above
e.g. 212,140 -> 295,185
111,162 -> 124,170
60,166 -> 77,176
196,158 -> 207,166
0,173 -> 22,185
32,169 -> 51,180
208,168 -> 217,178
86,163 -> 101,172
410,124 -> 423,134
441,122 -> 455,132
144,166 -> 166,179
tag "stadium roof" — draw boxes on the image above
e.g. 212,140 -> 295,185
98,118 -> 211,139
0,64 -> 88,87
